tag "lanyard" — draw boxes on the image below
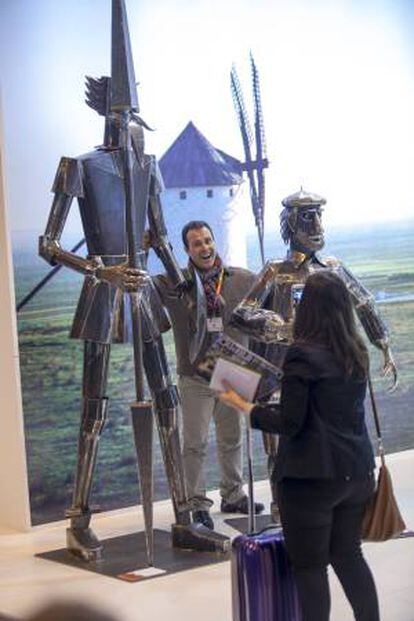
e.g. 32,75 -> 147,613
210,268 -> 225,316
215,268 -> 225,299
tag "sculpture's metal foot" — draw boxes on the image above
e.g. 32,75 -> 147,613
172,523 -> 230,553
66,527 -> 103,562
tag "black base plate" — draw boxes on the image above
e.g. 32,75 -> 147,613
36,529 -> 230,582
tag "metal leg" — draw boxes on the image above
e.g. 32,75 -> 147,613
143,336 -> 230,553
130,400 -> 154,565
155,404 -> 190,525
66,341 -> 110,561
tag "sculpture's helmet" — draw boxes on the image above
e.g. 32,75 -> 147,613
110,0 -> 139,113
85,0 -> 138,116
85,0 -> 150,149
280,188 -> 326,253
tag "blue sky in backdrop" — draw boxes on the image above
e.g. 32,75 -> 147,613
1,0 -> 414,235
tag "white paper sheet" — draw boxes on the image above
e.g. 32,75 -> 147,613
210,357 -> 261,401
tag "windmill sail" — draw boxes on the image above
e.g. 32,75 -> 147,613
251,53 -> 267,259
231,55 -> 268,265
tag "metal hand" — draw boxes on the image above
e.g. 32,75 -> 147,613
231,305 -> 287,343
381,345 -> 398,392
262,313 -> 290,343
96,263 -> 150,292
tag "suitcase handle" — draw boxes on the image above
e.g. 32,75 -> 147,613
246,424 -> 256,534
246,424 -> 283,536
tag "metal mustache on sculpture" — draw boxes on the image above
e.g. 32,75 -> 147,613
39,0 -> 229,564
231,188 -> 398,522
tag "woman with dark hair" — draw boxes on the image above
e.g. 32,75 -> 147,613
218,271 -> 380,621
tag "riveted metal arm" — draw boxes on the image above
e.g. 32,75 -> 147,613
329,259 -> 398,389
230,261 -> 286,342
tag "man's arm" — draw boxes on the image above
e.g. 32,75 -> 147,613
151,273 -> 170,305
147,158 -> 187,293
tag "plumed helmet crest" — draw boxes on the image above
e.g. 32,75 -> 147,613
85,76 -> 111,116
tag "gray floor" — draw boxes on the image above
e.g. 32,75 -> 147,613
0,450 -> 413,621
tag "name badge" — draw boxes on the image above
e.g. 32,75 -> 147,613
206,317 -> 224,332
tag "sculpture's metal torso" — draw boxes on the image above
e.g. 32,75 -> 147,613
76,149 -> 146,257
236,252 -> 389,366
253,256 -> 316,368
52,149 -> 167,344
232,188 -> 391,369
262,260 -> 311,319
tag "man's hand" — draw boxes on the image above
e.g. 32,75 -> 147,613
142,229 -> 153,252
96,263 -> 150,292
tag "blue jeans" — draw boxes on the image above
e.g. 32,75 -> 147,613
278,476 -> 380,621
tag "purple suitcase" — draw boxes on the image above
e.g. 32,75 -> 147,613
232,527 -> 302,621
231,426 -> 302,621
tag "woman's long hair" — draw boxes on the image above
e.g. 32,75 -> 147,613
294,271 -> 368,377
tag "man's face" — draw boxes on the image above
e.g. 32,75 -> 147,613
185,226 -> 217,271
290,206 -> 325,253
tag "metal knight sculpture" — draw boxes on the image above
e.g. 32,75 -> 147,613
231,188 -> 398,522
39,0 -> 227,563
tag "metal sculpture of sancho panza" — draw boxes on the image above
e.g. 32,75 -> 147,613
231,188 -> 398,522
39,0 -> 228,563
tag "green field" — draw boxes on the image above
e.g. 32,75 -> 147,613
14,220 -> 414,524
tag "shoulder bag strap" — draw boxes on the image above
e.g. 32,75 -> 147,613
368,373 -> 386,468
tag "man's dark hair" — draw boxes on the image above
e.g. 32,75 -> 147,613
181,220 -> 214,249
294,271 -> 368,378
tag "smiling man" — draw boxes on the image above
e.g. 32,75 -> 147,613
152,220 -> 264,530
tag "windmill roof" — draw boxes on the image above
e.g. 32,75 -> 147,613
159,121 -> 243,188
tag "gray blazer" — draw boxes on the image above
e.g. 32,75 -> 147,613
154,266 -> 255,376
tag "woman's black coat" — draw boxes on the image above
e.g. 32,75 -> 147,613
250,343 -> 375,481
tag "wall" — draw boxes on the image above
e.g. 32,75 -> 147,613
0,95 -> 31,532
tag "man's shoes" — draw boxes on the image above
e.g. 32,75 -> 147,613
221,496 -> 265,515
192,510 -> 214,530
